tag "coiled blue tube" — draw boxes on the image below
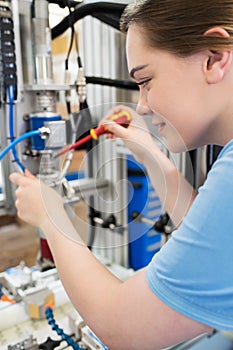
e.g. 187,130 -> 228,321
0,130 -> 40,161
45,307 -> 85,350
7,86 -> 25,172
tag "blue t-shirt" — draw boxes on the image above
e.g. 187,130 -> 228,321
146,140 -> 233,330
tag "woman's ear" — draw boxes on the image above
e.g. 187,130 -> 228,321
203,27 -> 232,84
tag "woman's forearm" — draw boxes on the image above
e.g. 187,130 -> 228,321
40,214 -> 123,344
143,147 -> 197,227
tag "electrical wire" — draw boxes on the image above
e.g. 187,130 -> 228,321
64,0 -> 83,115
0,130 -> 40,161
65,0 -> 74,71
65,0 -> 82,70
7,86 -> 25,172
70,2 -> 82,67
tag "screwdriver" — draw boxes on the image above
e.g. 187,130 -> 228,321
54,110 -> 132,158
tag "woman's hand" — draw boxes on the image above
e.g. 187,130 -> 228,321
103,105 -> 158,163
9,170 -> 64,228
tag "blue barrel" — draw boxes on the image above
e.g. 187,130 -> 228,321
29,113 -> 62,151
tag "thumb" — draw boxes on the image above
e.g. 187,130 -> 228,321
9,172 -> 25,185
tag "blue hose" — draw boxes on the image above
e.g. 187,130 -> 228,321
7,86 -> 25,172
45,307 -> 85,350
0,130 -> 40,161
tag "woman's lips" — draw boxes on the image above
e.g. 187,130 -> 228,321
153,122 -> 166,135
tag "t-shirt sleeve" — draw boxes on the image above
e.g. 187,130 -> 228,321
146,143 -> 233,330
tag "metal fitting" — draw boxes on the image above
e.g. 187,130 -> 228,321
39,126 -> 50,139
76,67 -> 86,103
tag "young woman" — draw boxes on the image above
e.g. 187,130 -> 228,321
10,0 -> 233,348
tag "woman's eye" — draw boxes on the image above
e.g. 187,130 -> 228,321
137,78 -> 151,88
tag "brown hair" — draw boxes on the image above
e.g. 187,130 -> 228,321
120,0 -> 233,56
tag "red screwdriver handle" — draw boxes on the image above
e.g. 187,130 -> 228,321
90,110 -> 132,140
54,111 -> 132,158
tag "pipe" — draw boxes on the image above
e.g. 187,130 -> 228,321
0,130 -> 42,161
51,2 -> 127,39
7,86 -> 25,172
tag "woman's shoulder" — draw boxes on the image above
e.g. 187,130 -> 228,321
217,139 -> 233,159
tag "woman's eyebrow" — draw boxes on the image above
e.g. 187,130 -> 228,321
129,64 -> 149,79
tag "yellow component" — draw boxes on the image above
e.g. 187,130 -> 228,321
90,128 -> 98,140
90,110 -> 131,141
29,303 -> 40,319
25,290 -> 55,319
110,110 -> 132,122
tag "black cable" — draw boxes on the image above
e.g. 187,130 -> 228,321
86,76 -> 138,91
64,0 -> 83,114
51,2 -> 127,39
64,0 -> 74,114
65,0 -> 83,69
47,0 -> 78,8
90,12 -> 124,30
65,21 -> 74,70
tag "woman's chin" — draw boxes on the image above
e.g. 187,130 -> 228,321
166,139 -> 189,153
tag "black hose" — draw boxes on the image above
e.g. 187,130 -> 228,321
51,2 -> 127,39
86,76 -> 138,91
86,12 -> 123,31
47,0 -> 78,8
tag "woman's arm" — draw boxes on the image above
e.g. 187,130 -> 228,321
143,147 -> 197,227
9,171 -> 210,350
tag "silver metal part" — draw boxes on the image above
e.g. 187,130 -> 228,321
8,336 -> 39,350
32,0 -> 53,84
39,150 -> 55,175
35,90 -> 57,112
18,0 -> 34,85
62,177 -> 75,199
38,126 -> 50,139
63,178 -> 109,206
69,177 -> 109,198
44,120 -> 66,149
76,67 -> 87,103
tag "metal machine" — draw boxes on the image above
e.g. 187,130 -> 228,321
0,0 -> 136,266
0,0 -> 175,269
0,1 -> 137,348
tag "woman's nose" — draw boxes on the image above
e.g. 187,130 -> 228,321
136,92 -> 152,115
